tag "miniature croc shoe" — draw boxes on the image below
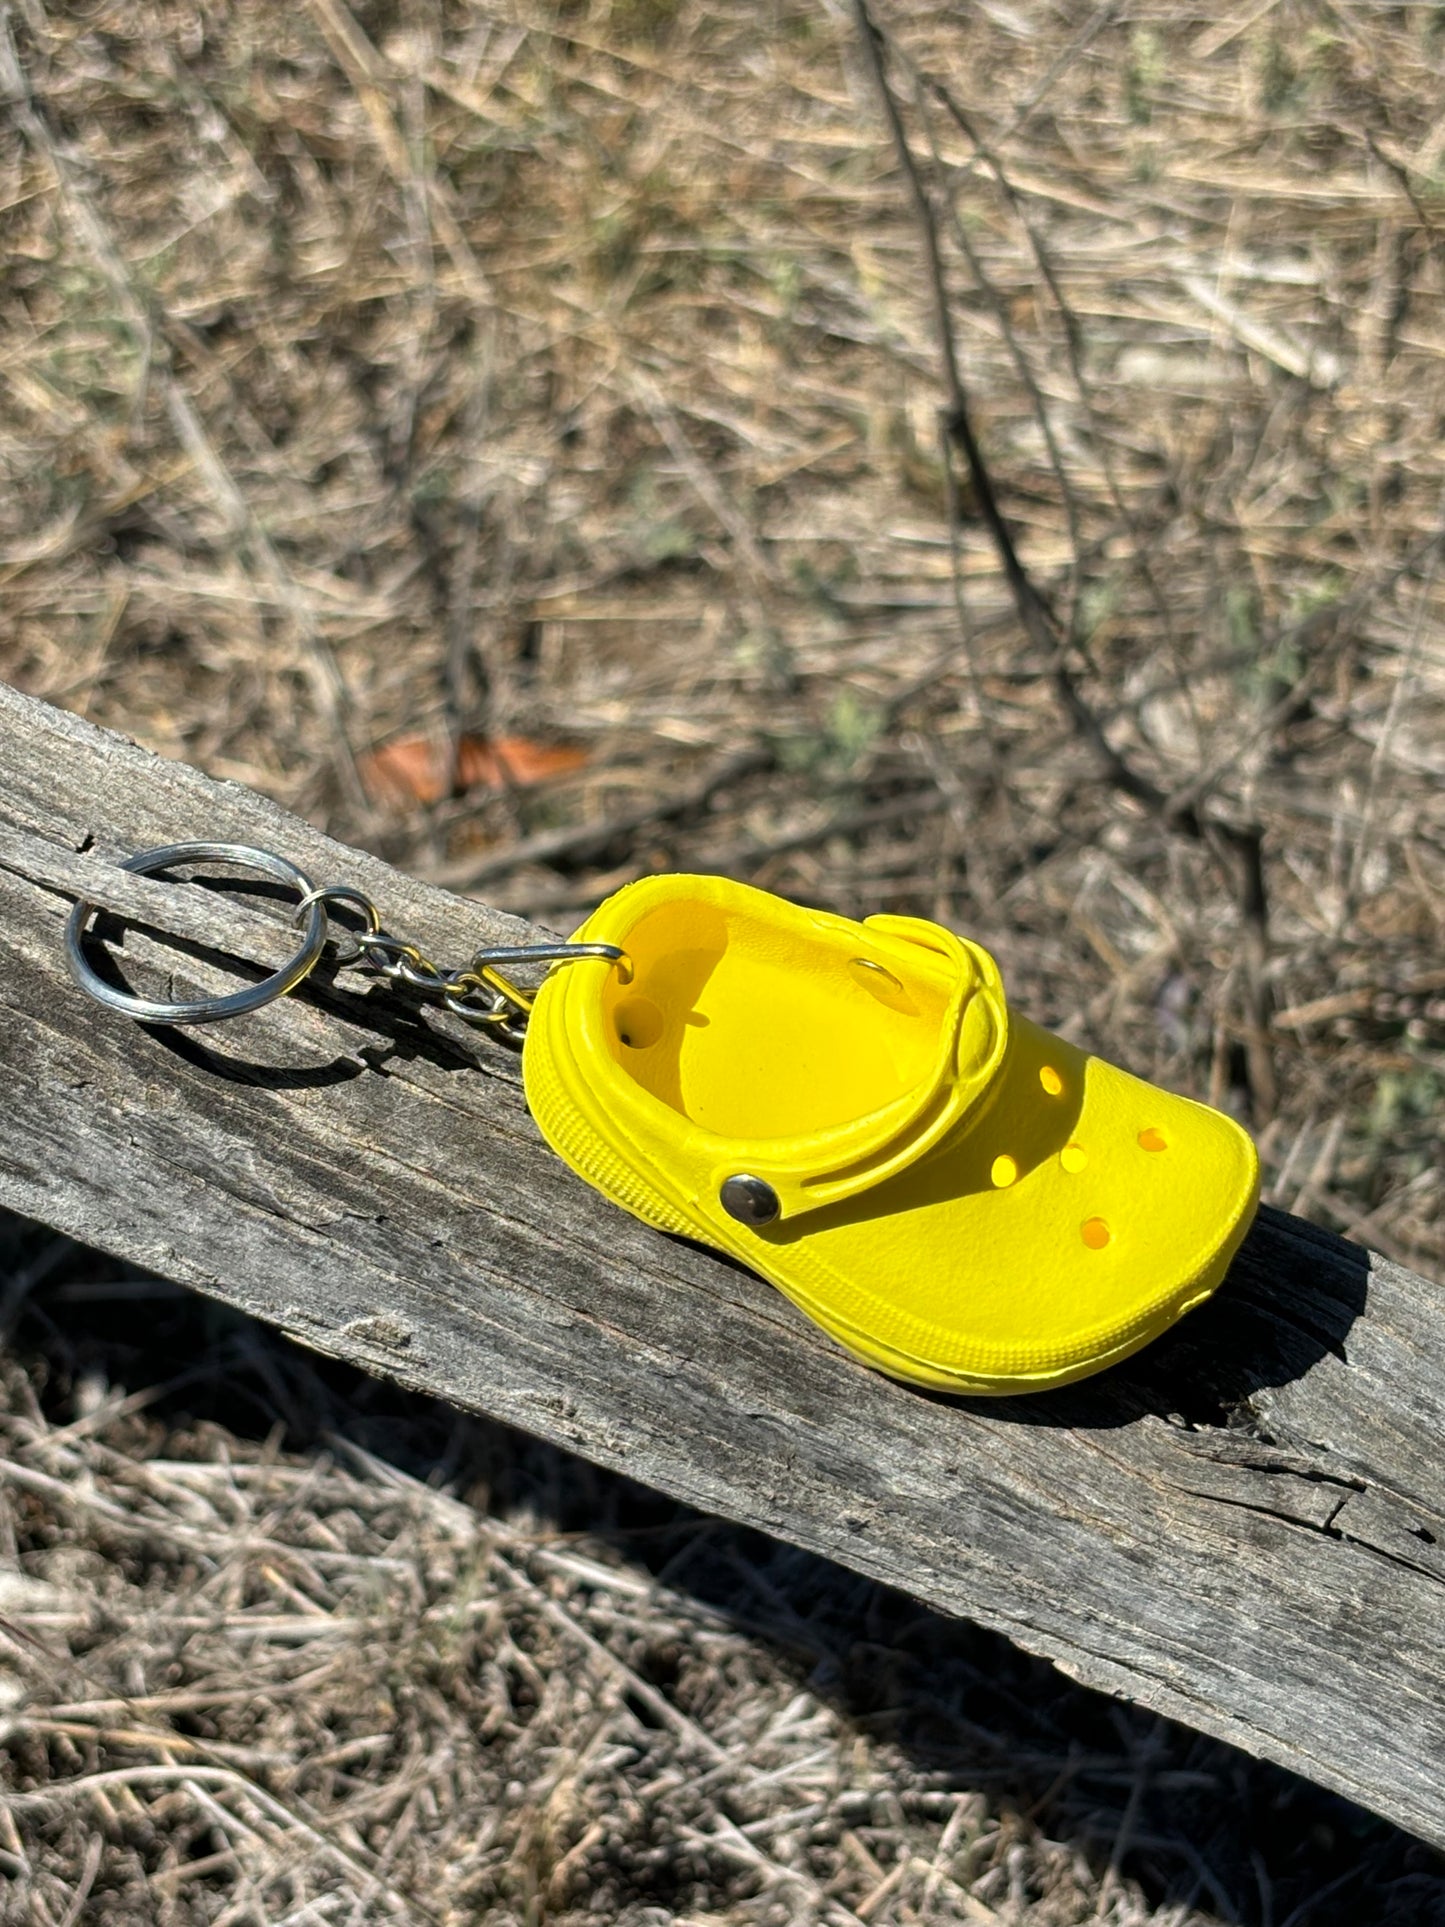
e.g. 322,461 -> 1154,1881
522,875 -> 1260,1395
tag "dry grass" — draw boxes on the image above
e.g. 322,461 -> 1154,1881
2,1212 -> 1442,1927
2,0 -> 1445,1917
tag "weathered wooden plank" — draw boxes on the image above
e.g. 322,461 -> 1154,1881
1,679 -> 1443,1847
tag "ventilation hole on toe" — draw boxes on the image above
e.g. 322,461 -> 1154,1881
1060,1143 -> 1087,1173
1039,1066 -> 1063,1096
990,1154 -> 1017,1188
1138,1127 -> 1168,1152
1081,1217 -> 1111,1250
614,998 -> 663,1049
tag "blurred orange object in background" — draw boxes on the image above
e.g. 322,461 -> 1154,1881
360,732 -> 589,808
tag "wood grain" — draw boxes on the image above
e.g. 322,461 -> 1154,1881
1,680 -> 1443,1848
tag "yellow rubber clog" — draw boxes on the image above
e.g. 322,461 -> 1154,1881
522,874 -> 1260,1395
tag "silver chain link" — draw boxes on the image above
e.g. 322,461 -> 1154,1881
290,883 -> 629,1040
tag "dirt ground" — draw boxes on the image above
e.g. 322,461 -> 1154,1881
2,0 -> 1444,1919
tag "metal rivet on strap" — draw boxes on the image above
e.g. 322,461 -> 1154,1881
720,1175 -> 780,1226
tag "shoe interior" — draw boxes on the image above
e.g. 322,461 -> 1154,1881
599,901 -> 951,1139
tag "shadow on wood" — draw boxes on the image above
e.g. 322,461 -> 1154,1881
978,1211 -> 1371,1433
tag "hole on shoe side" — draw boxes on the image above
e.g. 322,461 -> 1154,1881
615,998 -> 664,1049
1081,1217 -> 1111,1249
1060,1143 -> 1087,1173
1138,1127 -> 1168,1151
990,1154 -> 1017,1188
1039,1066 -> 1063,1096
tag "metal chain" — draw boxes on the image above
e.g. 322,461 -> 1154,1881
290,883 -> 628,1041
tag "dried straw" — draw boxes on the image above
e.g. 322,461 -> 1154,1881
2,1217 -> 1441,1925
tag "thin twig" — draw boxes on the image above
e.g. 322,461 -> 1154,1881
906,73 -> 1086,628
923,73 -> 1183,665
852,0 -> 1278,1115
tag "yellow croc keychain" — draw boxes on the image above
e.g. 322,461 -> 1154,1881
66,848 -> 1259,1397
524,873 -> 1260,1395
